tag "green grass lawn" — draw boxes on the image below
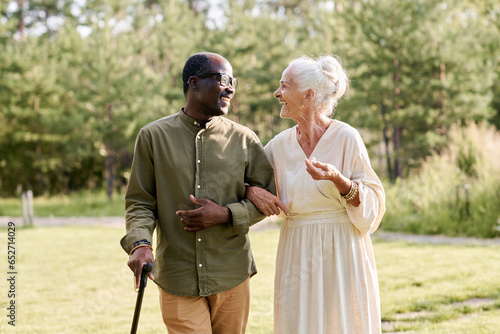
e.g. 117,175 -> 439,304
0,191 -> 125,217
0,226 -> 499,333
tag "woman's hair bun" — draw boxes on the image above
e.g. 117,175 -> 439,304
318,55 -> 348,101
289,54 -> 349,116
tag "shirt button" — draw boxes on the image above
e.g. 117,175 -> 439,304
197,135 -> 201,139
197,185 -> 201,189
199,264 -> 203,267
194,121 -> 199,126
197,160 -> 201,163
198,238 -> 202,242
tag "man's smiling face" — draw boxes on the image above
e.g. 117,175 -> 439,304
195,55 -> 235,118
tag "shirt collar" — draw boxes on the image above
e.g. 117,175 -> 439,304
179,108 -> 221,130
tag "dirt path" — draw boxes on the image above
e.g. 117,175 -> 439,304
373,231 -> 500,246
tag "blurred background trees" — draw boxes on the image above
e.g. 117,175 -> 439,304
1,0 -> 499,200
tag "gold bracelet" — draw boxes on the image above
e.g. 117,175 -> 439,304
343,181 -> 358,202
343,182 -> 355,199
129,244 -> 153,256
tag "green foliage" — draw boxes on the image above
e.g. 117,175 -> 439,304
0,37 -> 83,195
1,0 -> 500,197
340,0 -> 496,180
382,122 -> 500,238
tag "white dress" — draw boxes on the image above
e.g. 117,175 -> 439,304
265,121 -> 386,334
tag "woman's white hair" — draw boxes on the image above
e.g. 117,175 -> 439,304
288,54 -> 349,116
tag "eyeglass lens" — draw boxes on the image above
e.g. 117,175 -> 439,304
220,74 -> 237,89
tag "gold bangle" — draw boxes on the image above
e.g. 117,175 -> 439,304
129,244 -> 153,256
343,181 -> 358,202
343,182 -> 355,199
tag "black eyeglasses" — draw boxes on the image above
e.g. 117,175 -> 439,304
196,73 -> 238,89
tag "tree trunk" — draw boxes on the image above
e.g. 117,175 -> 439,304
393,126 -> 403,179
34,96 -> 44,193
104,148 -> 115,200
18,0 -> 25,41
439,60 -> 446,135
380,103 -> 394,181
104,103 -> 115,200
393,55 -> 403,179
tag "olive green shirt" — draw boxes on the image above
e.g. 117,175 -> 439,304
120,110 -> 276,297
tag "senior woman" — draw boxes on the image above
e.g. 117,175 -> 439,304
246,55 -> 386,333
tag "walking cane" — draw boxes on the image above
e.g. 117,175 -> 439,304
130,262 -> 153,334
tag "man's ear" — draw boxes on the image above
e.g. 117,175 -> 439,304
188,76 -> 199,91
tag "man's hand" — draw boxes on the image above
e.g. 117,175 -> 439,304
127,247 -> 155,290
245,186 -> 289,217
176,195 -> 231,232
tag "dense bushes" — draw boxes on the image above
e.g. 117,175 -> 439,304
381,122 -> 500,238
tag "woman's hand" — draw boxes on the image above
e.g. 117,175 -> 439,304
245,186 -> 289,217
304,157 -> 341,181
305,157 -> 360,207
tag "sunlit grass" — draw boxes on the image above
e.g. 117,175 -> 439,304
0,226 -> 499,333
376,241 -> 500,313
0,190 -> 124,217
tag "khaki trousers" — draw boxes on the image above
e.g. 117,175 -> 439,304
158,278 -> 250,334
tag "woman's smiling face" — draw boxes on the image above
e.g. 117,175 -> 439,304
273,66 -> 307,121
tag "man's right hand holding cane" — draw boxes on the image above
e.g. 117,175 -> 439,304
127,245 -> 155,290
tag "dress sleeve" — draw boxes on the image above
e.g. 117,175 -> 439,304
264,140 -> 274,165
120,129 -> 158,253
343,130 -> 386,235
226,134 -> 276,235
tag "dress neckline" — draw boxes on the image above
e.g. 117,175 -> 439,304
293,121 -> 335,159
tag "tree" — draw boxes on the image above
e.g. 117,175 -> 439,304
339,0 -> 495,180
68,0 -> 171,199
0,37 -> 80,195
1,0 -> 499,196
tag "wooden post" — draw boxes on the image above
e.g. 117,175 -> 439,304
22,190 -> 34,226
22,192 -> 28,226
27,190 -> 34,226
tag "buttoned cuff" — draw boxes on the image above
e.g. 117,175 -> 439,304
226,202 -> 250,235
120,230 -> 154,254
